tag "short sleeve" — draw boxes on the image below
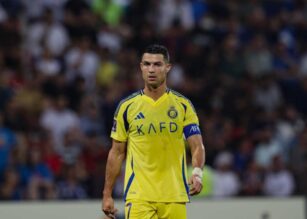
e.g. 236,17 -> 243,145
110,103 -> 129,142
182,100 -> 201,138
183,100 -> 199,127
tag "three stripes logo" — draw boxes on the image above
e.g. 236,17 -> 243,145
134,112 -> 145,120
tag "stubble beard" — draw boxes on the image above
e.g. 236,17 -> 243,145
146,78 -> 166,91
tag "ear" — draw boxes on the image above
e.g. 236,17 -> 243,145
166,63 -> 172,73
140,62 -> 143,71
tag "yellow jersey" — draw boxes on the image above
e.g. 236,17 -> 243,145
111,89 -> 200,202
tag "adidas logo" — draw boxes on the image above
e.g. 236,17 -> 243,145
134,112 -> 145,120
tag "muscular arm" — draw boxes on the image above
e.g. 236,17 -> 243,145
187,134 -> 205,196
103,139 -> 127,197
102,139 -> 126,218
187,134 -> 205,169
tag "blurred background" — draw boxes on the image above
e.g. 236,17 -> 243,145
0,0 -> 306,203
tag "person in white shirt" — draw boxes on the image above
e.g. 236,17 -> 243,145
263,154 -> 295,196
213,151 -> 240,198
40,95 -> 81,153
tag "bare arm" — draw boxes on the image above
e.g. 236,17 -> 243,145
187,134 -> 205,169
102,139 -> 126,218
187,134 -> 205,195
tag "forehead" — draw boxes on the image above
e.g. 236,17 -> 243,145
141,53 -> 165,63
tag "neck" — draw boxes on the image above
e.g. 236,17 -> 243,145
143,84 -> 167,101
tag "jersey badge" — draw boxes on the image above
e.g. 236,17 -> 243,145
167,106 -> 178,119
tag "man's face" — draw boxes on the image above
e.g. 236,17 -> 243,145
140,53 -> 171,89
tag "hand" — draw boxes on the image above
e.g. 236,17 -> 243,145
188,174 -> 203,196
102,196 -> 118,219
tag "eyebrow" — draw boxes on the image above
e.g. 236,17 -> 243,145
142,61 -> 164,65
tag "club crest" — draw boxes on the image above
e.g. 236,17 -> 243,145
167,106 -> 178,119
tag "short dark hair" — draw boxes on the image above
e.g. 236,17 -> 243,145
143,44 -> 170,63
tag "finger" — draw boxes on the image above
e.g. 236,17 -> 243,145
189,190 -> 196,195
103,210 -> 113,216
103,209 -> 111,214
103,208 -> 118,218
107,213 -> 116,219
190,188 -> 199,195
103,206 -> 117,213
189,185 -> 196,195
194,182 -> 203,191
189,182 -> 202,195
103,212 -> 116,219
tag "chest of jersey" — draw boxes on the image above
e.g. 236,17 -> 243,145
128,98 -> 185,138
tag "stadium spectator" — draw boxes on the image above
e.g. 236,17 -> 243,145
289,127 -> 307,196
254,125 -> 282,169
40,94 -> 81,153
58,129 -> 83,165
19,149 -> 55,200
0,167 -> 22,200
64,36 -> 99,91
213,151 -> 240,198
0,112 -> 17,173
240,159 -> 263,196
245,35 -> 273,77
56,164 -> 88,200
157,0 -> 194,31
263,154 -> 295,196
252,75 -> 283,113
25,7 -> 70,59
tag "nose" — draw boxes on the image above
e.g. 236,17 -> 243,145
148,64 -> 155,73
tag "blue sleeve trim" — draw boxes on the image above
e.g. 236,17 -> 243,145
184,124 -> 201,138
181,103 -> 187,121
123,103 -> 133,132
182,156 -> 190,202
124,172 -> 135,201
124,158 -> 135,201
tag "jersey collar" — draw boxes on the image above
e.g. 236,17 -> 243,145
140,88 -> 170,106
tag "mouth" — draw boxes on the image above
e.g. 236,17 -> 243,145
148,76 -> 157,81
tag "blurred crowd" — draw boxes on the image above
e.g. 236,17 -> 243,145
0,0 -> 307,200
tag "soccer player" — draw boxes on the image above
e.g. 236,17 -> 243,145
102,44 -> 205,219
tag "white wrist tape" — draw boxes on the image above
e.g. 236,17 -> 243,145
192,167 -> 203,179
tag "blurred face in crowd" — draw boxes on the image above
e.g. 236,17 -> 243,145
4,168 -> 19,185
271,155 -> 283,172
56,95 -> 68,110
30,149 -> 42,165
140,53 -> 171,90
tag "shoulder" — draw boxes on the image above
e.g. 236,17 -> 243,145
114,90 -> 142,117
119,90 -> 142,104
169,89 -> 194,105
169,89 -> 197,113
